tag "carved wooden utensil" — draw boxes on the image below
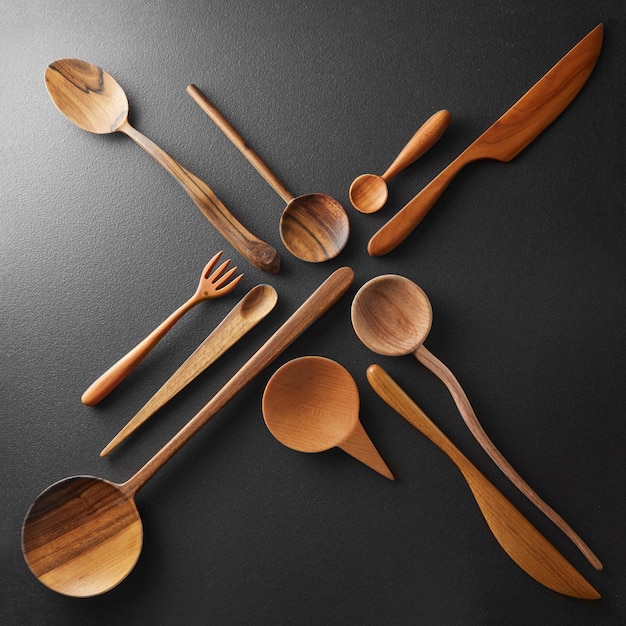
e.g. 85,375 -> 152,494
366,364 -> 599,599
351,274 -> 601,570
45,59 -> 280,273
368,24 -> 604,255
82,252 -> 243,405
262,356 -> 394,479
187,85 -> 350,263
349,110 -> 451,214
21,267 -> 353,597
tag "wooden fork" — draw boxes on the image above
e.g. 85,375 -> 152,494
81,252 -> 242,405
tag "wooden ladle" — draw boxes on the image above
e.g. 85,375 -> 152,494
187,85 -> 350,263
349,110 -> 451,214
21,267 -> 353,597
351,274 -> 601,570
366,364 -> 599,599
44,59 -> 280,273
262,356 -> 394,480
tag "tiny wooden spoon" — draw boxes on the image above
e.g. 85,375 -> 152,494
349,110 -> 451,214
351,274 -> 601,570
366,364 -> 599,599
45,59 -> 280,273
187,85 -> 350,263
262,356 -> 394,480
21,267 -> 354,597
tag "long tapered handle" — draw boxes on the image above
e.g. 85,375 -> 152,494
81,297 -> 198,406
118,120 -> 280,273
121,267 -> 354,496
186,85 -> 294,204
381,110 -> 451,181
415,344 -> 602,570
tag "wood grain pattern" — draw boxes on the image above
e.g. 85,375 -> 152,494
351,274 -> 601,570
45,59 -> 280,273
366,364 -> 600,600
262,356 -> 394,479
367,24 -> 603,255
101,284 -> 278,456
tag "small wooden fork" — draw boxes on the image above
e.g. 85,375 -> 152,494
81,252 -> 242,405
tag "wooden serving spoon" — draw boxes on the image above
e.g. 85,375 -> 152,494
366,364 -> 599,599
349,110 -> 451,214
187,85 -> 350,263
351,274 -> 601,570
44,59 -> 280,273
21,267 -> 354,597
101,284 -> 278,456
81,252 -> 242,406
262,356 -> 394,479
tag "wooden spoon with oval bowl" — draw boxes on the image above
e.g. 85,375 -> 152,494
366,364 -> 599,599
187,85 -> 350,263
21,267 -> 353,597
351,274 -> 601,570
262,356 -> 394,479
45,59 -> 280,273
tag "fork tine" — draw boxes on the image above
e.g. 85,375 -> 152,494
202,251 -> 223,278
210,259 -> 232,281
214,267 -> 243,292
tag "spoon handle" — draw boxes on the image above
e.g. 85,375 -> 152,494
414,344 -> 602,570
121,266 -> 354,496
186,85 -> 294,204
381,110 -> 451,182
365,364 -> 600,599
81,296 -> 199,406
118,121 -> 280,273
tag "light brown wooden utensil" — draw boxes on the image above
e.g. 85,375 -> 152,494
262,356 -> 394,479
44,59 -> 280,273
368,24 -> 603,255
349,110 -> 451,214
101,284 -> 278,456
351,274 -> 601,570
81,252 -> 242,406
21,267 -> 354,597
187,85 -> 350,263
366,364 -> 599,599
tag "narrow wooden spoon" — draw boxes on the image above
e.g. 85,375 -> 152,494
262,356 -> 394,479
101,284 -> 278,456
21,267 -> 354,597
366,364 -> 599,599
45,59 -> 280,273
349,110 -> 451,214
187,85 -> 350,263
351,274 -> 601,570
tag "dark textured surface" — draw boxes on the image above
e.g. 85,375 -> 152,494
1,1 -> 625,623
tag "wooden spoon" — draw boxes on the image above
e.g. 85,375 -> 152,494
101,284 -> 278,456
21,267 -> 353,597
366,364 -> 599,599
44,59 -> 280,273
351,274 -> 601,570
187,85 -> 350,263
262,356 -> 394,480
349,110 -> 451,214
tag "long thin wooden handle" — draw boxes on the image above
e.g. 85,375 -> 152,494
186,85 -> 294,204
415,345 -> 602,570
81,296 -> 198,406
381,110 -> 451,181
121,267 -> 354,496
119,120 -> 280,273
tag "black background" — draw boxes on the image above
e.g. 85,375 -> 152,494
1,1 -> 625,624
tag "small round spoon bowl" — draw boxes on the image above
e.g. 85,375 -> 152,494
262,356 -> 393,479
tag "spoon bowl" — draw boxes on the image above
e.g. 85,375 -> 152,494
348,173 -> 388,214
262,356 -> 393,479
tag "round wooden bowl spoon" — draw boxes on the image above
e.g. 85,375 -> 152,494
351,274 -> 601,570
187,85 -> 350,263
262,356 -> 394,480
44,59 -> 280,273
349,110 -> 451,214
